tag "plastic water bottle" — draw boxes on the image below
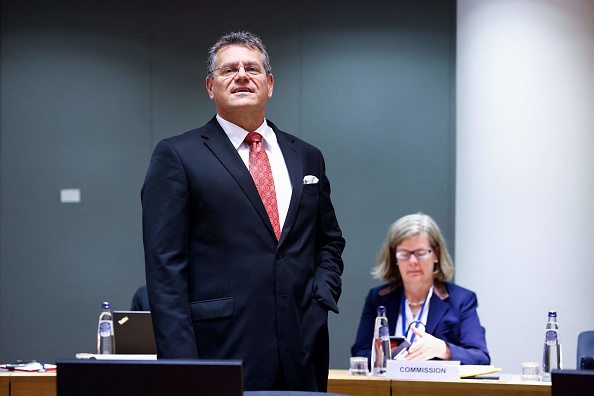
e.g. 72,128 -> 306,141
96,301 -> 115,354
542,311 -> 562,381
371,306 -> 390,376
374,326 -> 392,375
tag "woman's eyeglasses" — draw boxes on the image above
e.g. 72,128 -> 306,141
395,249 -> 433,261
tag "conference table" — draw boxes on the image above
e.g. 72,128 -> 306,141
0,369 -> 551,396
327,369 -> 551,396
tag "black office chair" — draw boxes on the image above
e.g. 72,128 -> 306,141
57,359 -> 244,396
552,369 -> 594,395
576,330 -> 594,369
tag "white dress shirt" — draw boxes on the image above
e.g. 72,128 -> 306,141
395,286 -> 434,343
216,115 -> 292,230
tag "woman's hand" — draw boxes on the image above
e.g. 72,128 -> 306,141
404,326 -> 452,361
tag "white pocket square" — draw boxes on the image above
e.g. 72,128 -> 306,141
303,175 -> 319,184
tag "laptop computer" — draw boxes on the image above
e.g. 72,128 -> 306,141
113,311 -> 157,354
552,369 -> 594,396
56,359 -> 243,396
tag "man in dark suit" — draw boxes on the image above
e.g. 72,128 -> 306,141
141,31 -> 345,391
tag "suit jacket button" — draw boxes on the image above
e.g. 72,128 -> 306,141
276,253 -> 282,259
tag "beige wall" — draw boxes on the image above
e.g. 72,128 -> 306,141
456,0 -> 594,372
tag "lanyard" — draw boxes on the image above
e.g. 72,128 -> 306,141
401,288 -> 429,344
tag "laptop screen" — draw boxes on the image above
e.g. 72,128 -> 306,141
113,311 -> 157,354
56,358 -> 243,396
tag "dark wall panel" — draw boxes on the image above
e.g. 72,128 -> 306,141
0,0 -> 152,360
0,0 -> 455,369
300,0 -> 456,368
149,0 -> 303,143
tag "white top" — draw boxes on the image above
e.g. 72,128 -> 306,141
216,115 -> 292,229
395,286 -> 434,343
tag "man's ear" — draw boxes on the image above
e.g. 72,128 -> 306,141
267,73 -> 274,98
206,77 -> 214,100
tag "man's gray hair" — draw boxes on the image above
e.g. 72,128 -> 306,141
206,31 -> 272,78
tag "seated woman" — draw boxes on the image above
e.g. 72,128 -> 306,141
351,213 -> 490,365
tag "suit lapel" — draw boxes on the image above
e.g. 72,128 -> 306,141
273,123 -> 302,246
387,288 -> 402,336
425,293 -> 448,334
201,118 -> 276,238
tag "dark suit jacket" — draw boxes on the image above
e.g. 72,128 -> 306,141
141,117 -> 345,391
351,282 -> 490,365
130,285 -> 150,311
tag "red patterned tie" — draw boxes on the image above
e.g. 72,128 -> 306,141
245,132 -> 281,240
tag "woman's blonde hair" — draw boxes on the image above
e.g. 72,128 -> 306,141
372,213 -> 454,286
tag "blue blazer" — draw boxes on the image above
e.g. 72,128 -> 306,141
142,117 -> 345,391
351,282 -> 490,365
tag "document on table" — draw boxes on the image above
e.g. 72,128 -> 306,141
0,362 -> 56,372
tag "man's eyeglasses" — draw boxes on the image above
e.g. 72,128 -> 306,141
213,63 -> 264,78
395,249 -> 433,261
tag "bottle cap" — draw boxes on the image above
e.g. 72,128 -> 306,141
548,311 -> 557,317
377,306 -> 386,316
102,301 -> 110,309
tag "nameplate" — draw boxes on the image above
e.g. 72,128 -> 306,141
386,360 -> 460,380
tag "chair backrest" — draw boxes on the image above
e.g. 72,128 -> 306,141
56,358 -> 243,396
576,330 -> 594,368
552,369 -> 594,396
